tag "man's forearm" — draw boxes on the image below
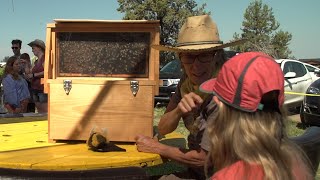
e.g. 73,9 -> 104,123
157,142 -> 207,167
158,108 -> 182,135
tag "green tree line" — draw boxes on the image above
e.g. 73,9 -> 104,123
117,0 -> 293,65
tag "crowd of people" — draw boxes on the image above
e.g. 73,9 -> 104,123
1,39 -> 47,114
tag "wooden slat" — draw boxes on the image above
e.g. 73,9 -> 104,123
54,19 -> 159,24
52,20 -> 160,30
53,27 -> 158,33
51,31 -> 56,79
152,27 -> 160,95
43,26 -> 52,94
48,83 -> 153,142
47,79 -> 156,85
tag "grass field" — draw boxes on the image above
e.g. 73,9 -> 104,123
150,106 -> 320,179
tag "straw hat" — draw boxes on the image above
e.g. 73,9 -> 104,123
28,39 -> 46,51
152,15 -> 245,52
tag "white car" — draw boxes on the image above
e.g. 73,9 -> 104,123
276,59 -> 319,109
304,63 -> 320,82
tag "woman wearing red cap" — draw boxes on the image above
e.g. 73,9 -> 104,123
200,52 -> 313,180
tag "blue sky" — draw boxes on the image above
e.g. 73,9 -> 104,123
1,0 -> 319,60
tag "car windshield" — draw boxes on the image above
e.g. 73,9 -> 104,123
160,60 -> 181,73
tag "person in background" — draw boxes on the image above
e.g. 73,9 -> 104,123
2,56 -> 30,113
20,53 -> 32,75
25,39 -> 47,113
20,53 -> 35,113
11,39 -> 22,58
135,15 -> 244,179
200,52 -> 313,180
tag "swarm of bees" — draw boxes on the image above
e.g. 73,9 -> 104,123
57,32 -> 150,77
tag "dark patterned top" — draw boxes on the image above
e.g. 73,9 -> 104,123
31,55 -> 45,91
165,75 -> 217,151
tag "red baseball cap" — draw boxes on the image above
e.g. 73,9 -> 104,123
200,52 -> 284,112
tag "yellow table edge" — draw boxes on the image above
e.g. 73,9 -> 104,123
0,118 -> 186,170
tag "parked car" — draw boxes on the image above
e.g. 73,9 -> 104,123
300,78 -> 320,126
154,59 -> 183,106
300,74 -> 320,126
276,59 -> 319,109
304,63 -> 320,81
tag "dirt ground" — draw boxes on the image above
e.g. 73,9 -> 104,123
289,114 -> 301,123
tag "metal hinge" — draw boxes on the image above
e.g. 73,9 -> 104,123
130,80 -> 139,97
63,80 -> 72,95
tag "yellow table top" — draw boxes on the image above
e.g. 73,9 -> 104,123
0,117 -> 186,171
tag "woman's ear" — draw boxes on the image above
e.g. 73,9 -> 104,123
213,96 -> 221,105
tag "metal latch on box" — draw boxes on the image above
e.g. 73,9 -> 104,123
130,81 -> 139,96
63,80 -> 72,95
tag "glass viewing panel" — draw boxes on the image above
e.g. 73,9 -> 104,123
57,32 -> 150,77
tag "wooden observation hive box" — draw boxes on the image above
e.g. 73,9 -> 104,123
44,19 -> 160,142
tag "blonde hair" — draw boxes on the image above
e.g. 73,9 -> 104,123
207,101 -> 313,179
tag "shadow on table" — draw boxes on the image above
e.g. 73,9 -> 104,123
0,115 -> 47,124
153,126 -> 187,149
0,166 -> 148,180
160,138 -> 186,149
145,134 -> 188,177
145,138 -> 188,178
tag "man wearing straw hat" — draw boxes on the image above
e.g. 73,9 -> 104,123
135,15 -> 245,179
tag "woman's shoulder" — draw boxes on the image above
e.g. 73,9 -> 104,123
2,74 -> 15,86
3,74 -> 13,80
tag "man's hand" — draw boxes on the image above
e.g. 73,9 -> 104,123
135,135 -> 160,154
177,92 -> 203,114
158,92 -> 204,136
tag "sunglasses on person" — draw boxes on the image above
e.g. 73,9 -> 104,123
11,47 -> 19,50
180,52 -> 216,64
